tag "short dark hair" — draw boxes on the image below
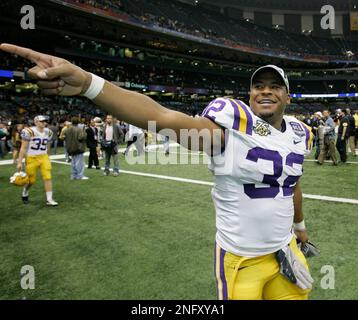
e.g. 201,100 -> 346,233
71,116 -> 79,125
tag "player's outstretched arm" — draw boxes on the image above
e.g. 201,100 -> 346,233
0,44 -> 222,153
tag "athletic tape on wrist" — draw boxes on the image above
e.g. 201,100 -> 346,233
293,220 -> 306,231
83,73 -> 105,100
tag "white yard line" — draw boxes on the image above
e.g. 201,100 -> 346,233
51,160 -> 358,205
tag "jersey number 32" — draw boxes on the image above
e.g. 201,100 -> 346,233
244,147 -> 304,199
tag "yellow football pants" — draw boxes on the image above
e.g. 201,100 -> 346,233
215,237 -> 311,300
26,154 -> 52,184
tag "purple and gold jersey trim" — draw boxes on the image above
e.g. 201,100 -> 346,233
229,99 -> 253,135
215,243 -> 228,300
301,123 -> 314,150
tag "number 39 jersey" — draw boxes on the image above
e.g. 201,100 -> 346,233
201,98 -> 313,257
21,126 -> 53,156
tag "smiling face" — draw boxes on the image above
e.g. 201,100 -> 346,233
249,70 -> 290,127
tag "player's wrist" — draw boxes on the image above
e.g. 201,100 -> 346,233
80,71 -> 92,95
81,72 -> 105,100
293,220 -> 306,231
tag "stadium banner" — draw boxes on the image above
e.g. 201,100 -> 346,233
291,93 -> 358,98
350,12 -> 358,31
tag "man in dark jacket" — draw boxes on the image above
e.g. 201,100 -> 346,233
64,116 -> 88,180
346,108 -> 356,157
102,115 -> 124,176
336,109 -> 349,163
86,119 -> 100,170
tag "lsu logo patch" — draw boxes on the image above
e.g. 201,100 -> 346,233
289,122 -> 305,137
254,120 -> 271,136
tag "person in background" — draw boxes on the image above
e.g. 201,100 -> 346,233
11,123 -> 24,164
17,115 -> 58,206
311,112 -> 323,159
336,109 -> 349,164
346,108 -> 356,157
86,119 -> 100,170
63,116 -> 88,180
163,135 -> 170,156
354,110 -> 358,148
59,121 -> 72,162
317,110 -> 337,166
94,117 -> 104,160
0,122 -> 9,158
102,114 -> 124,177
48,121 -> 59,155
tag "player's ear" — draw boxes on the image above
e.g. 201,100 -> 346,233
286,92 -> 291,105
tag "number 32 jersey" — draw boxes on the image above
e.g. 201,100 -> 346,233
202,98 -> 313,257
21,127 -> 53,156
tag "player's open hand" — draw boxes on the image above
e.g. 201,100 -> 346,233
0,44 -> 91,96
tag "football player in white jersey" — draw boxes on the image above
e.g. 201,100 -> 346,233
18,115 -> 58,206
1,44 -> 314,299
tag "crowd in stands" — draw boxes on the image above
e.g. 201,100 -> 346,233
71,0 -> 357,59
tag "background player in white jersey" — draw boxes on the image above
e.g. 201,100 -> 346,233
1,44 -> 315,299
17,115 -> 58,206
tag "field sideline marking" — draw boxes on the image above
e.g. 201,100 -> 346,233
0,143 -> 357,165
51,160 -> 358,205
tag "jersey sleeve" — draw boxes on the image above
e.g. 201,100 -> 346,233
201,98 -> 253,135
20,128 -> 34,142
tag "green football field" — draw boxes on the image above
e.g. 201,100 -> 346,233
0,146 -> 357,300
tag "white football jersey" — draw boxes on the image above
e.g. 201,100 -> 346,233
21,126 -> 53,156
201,98 -> 313,257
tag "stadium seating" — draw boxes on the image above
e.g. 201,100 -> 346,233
71,0 -> 357,58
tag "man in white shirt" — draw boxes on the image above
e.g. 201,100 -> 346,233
102,115 -> 124,176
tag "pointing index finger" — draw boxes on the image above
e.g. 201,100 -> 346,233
0,43 -> 49,64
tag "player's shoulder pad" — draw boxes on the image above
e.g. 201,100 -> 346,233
290,119 -> 314,151
20,127 -> 34,141
201,97 -> 254,134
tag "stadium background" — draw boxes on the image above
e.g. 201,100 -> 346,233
0,0 -> 357,300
